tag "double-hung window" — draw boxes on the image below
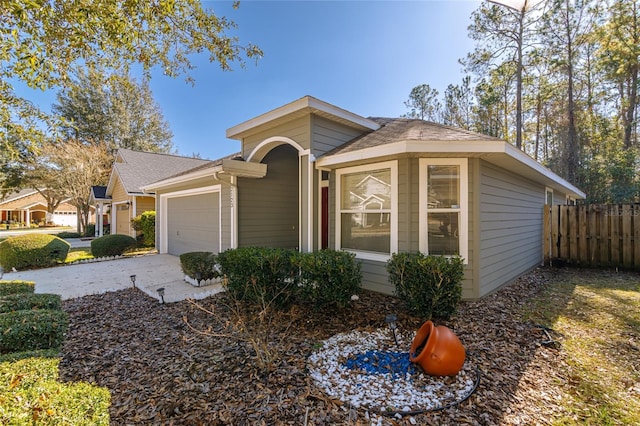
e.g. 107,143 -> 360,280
419,158 -> 468,261
336,161 -> 397,261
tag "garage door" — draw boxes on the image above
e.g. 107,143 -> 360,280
166,192 -> 219,255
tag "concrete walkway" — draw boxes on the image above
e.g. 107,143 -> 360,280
2,253 -> 223,303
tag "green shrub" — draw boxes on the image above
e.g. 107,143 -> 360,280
0,357 -> 111,425
0,309 -> 68,354
0,293 -> 62,313
84,223 -> 96,237
0,234 -> 70,270
131,211 -> 156,247
295,250 -> 362,309
90,234 -> 137,258
217,247 -> 298,309
387,252 -> 464,320
0,280 -> 35,297
0,348 -> 59,363
57,231 -> 81,239
180,251 -> 219,283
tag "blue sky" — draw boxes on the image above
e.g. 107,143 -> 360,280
16,0 -> 483,160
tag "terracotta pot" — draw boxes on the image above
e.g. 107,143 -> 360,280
409,320 -> 466,376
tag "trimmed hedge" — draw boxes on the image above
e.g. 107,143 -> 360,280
0,309 -> 68,354
296,250 -> 361,309
0,234 -> 70,270
217,247 -> 298,309
0,293 -> 62,313
0,280 -> 35,297
90,234 -> 137,258
180,251 -> 220,283
57,231 -> 82,239
131,211 -> 156,247
217,247 -> 363,310
387,252 -> 464,320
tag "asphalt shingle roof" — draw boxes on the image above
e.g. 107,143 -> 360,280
323,117 -> 501,156
114,149 -> 211,194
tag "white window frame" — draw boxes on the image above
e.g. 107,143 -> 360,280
545,187 -> 554,205
335,160 -> 398,262
419,158 -> 468,262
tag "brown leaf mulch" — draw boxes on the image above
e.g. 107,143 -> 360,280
60,267 -> 572,425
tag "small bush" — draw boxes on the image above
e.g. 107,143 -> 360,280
180,251 -> 219,283
0,293 -> 62,313
0,309 -> 68,354
0,234 -> 70,270
84,223 -> 96,237
91,234 -> 137,258
0,280 -> 35,297
387,253 -> 464,320
131,211 -> 156,247
296,250 -> 362,309
217,247 -> 298,309
57,231 -> 81,239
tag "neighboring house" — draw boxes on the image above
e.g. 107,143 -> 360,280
102,149 -> 210,238
0,189 -> 83,228
143,96 -> 585,299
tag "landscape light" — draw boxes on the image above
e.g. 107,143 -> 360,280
157,287 -> 165,304
130,275 -> 136,287
385,314 -> 399,346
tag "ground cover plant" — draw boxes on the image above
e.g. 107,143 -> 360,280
0,280 -> 110,424
56,267 -> 639,425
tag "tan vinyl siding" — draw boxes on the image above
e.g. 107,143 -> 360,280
478,161 -> 544,296
238,144 -> 299,248
311,115 -> 367,157
136,196 -> 155,215
242,116 -> 311,158
111,178 -> 128,202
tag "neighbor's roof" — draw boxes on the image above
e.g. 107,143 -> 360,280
0,188 -> 37,205
90,185 -> 108,200
106,149 -> 210,196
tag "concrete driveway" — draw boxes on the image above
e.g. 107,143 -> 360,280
2,254 -> 223,303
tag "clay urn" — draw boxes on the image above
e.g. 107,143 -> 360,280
409,320 -> 466,376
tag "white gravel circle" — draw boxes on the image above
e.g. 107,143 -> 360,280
308,328 -> 479,414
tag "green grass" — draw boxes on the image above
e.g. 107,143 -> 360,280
0,356 -> 110,425
0,291 -> 111,425
64,248 -> 93,264
523,270 -> 640,425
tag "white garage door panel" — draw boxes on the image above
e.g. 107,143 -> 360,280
167,193 -> 219,255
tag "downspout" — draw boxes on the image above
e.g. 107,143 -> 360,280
230,175 -> 238,249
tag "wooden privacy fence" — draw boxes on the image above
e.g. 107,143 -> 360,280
543,204 -> 640,269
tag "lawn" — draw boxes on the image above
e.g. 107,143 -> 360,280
522,269 -> 640,425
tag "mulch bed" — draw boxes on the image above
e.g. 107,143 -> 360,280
59,267 -> 570,425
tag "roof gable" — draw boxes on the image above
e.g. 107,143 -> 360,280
106,149 -> 210,196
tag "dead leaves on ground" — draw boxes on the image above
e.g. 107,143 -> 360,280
57,268 -> 628,425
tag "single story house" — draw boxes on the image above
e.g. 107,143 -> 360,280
101,149 -> 210,237
0,188 -> 84,228
143,96 -> 585,299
